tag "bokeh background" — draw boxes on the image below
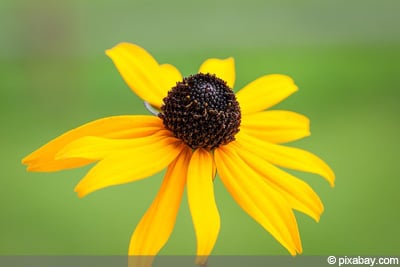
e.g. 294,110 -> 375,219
1,0 -> 399,256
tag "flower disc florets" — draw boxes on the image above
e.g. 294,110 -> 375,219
159,73 -> 241,150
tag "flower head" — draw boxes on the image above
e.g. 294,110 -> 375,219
22,42 -> 335,265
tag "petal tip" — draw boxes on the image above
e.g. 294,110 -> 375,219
105,44 -> 119,57
21,156 -> 30,165
105,49 -> 112,57
278,74 -> 298,93
195,256 -> 208,265
303,130 -> 311,138
105,42 -> 131,53
226,56 -> 235,63
25,163 -> 45,172
326,168 -> 336,187
21,151 -> 38,165
25,165 -> 35,172
312,209 -> 323,223
74,184 -> 88,198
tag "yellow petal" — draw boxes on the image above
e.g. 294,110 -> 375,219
187,148 -> 220,264
159,63 -> 182,97
24,158 -> 94,172
198,57 -> 235,88
22,116 -> 163,172
106,43 -> 176,108
241,110 -> 310,144
237,133 -> 335,186
129,147 -> 192,257
215,145 -> 302,255
231,141 -> 323,222
56,130 -> 175,160
74,141 -> 185,197
236,74 -> 298,115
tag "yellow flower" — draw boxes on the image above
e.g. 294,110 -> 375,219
22,42 -> 335,265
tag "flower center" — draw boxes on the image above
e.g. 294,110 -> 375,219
159,73 -> 241,150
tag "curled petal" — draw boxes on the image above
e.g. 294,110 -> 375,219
230,140 -> 324,222
236,74 -> 298,115
237,133 -> 335,186
215,145 -> 302,255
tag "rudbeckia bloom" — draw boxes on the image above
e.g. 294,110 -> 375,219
22,42 -> 335,265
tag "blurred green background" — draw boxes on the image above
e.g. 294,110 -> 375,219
1,0 -> 399,256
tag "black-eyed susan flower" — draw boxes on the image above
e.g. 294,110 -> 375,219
22,42 -> 335,265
